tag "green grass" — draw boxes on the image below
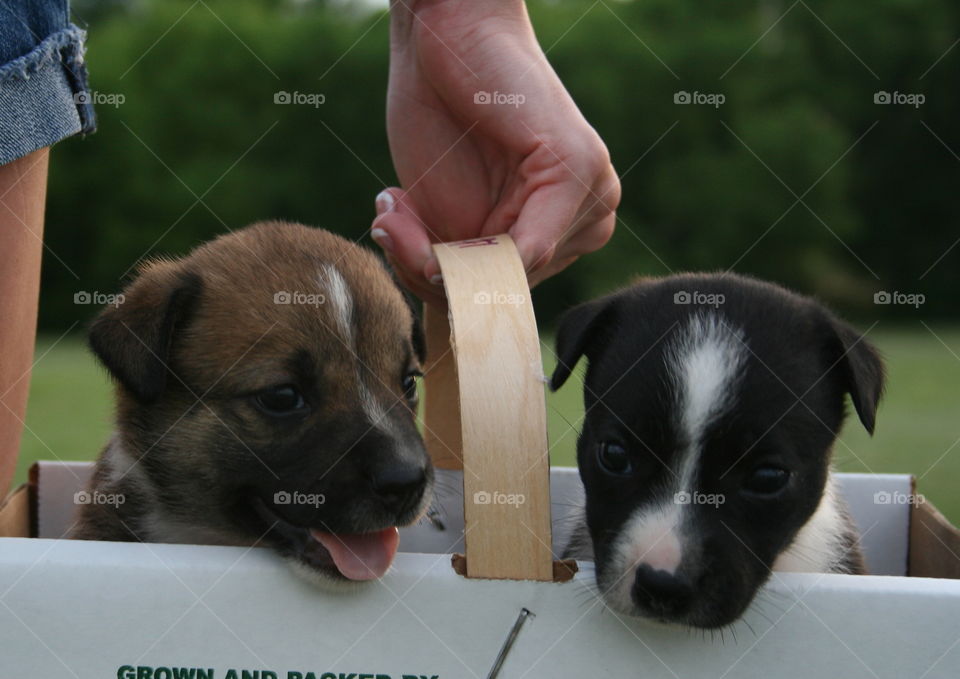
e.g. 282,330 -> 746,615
14,328 -> 960,524
13,335 -> 116,486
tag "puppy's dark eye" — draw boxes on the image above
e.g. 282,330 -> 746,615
402,371 -> 421,405
742,466 -> 790,496
597,441 -> 633,476
254,385 -> 307,417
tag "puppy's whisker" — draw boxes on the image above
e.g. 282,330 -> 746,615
751,590 -> 790,617
570,577 -> 603,607
547,405 -> 583,437
432,478 -> 458,490
746,598 -> 781,626
550,500 -> 585,509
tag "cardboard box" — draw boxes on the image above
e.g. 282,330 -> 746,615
4,237 -> 959,677
1,461 -> 959,678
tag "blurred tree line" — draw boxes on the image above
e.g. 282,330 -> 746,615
41,0 -> 959,332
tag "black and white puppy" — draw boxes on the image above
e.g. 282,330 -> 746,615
552,273 -> 883,628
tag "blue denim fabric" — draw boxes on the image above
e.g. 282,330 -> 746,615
0,0 -> 95,165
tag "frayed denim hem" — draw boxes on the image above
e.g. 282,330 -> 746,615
0,25 -> 96,166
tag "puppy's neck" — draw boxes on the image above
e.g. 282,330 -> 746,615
772,474 -> 864,574
73,438 -> 241,546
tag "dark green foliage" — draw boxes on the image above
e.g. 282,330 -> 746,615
41,0 -> 960,330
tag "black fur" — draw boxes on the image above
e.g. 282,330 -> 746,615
552,273 -> 882,628
88,271 -> 203,403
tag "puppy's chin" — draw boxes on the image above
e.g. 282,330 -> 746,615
610,599 -> 748,630
600,590 -> 742,630
596,574 -> 684,626
252,482 -> 434,587
285,557 -> 371,593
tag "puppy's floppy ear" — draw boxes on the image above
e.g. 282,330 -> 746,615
410,308 -> 426,364
89,260 -> 203,403
381,259 -> 427,364
823,313 -> 885,435
396,283 -> 426,364
550,296 -> 618,391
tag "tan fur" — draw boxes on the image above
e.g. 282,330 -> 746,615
150,221 -> 414,417
71,222 -> 430,576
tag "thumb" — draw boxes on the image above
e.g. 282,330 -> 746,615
370,188 -> 442,286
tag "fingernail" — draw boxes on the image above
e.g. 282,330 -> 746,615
371,227 -> 394,253
375,190 -> 395,216
429,274 -> 443,286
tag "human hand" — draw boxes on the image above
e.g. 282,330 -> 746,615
372,0 -> 620,306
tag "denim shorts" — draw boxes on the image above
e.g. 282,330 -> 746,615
0,0 -> 95,166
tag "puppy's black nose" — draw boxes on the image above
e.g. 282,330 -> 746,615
632,564 -> 694,617
370,464 -> 427,513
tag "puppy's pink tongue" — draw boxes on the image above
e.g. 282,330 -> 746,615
310,527 -> 399,580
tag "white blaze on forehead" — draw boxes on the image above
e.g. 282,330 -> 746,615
319,264 -> 354,343
667,313 -> 747,501
318,264 -> 373,418
672,313 -> 747,463
604,313 -> 746,609
317,264 -> 402,439
670,312 -> 746,524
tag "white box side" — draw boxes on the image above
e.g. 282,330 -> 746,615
34,461 -> 910,575
0,538 -> 958,678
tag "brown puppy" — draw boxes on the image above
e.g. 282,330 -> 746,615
71,221 -> 432,584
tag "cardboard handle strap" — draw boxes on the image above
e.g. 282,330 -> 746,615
422,235 -> 553,581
